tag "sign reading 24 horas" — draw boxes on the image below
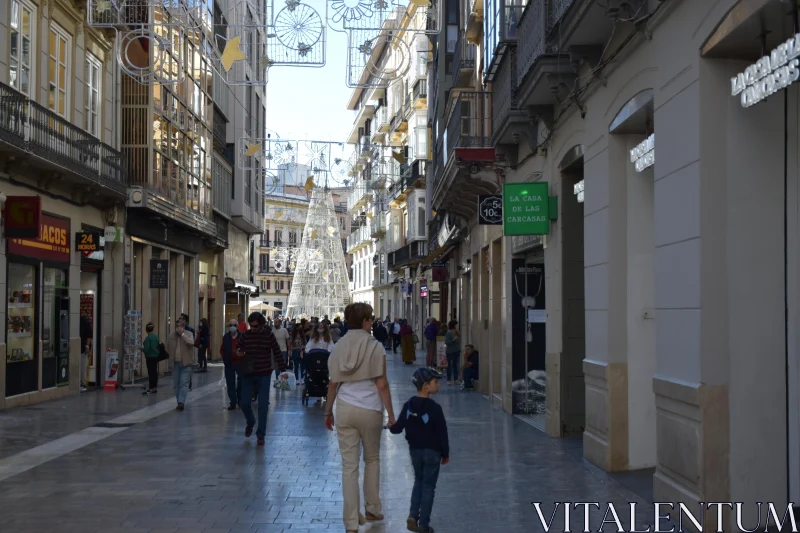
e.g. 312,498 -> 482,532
76,230 -> 101,252
478,195 -> 503,225
503,182 -> 550,236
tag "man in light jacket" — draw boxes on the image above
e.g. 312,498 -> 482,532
168,317 -> 195,411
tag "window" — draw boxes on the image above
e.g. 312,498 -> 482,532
9,0 -> 34,96
48,24 -> 70,118
260,280 -> 266,291
266,280 -> 271,290
85,53 -> 101,137
280,281 -> 284,290
289,231 -> 297,245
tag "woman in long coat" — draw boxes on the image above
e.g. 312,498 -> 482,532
399,319 -> 415,364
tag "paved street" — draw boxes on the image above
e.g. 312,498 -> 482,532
0,352 -> 654,532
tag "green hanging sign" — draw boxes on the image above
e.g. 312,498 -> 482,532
503,182 -> 551,236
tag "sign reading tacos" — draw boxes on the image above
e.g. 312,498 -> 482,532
8,213 -> 70,263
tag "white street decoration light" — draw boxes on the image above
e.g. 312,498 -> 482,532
285,188 -> 352,319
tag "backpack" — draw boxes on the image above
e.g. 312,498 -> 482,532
157,343 -> 169,361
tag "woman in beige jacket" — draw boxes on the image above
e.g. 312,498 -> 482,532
324,303 -> 396,533
167,317 -> 196,411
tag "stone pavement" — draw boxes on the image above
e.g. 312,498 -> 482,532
0,351 -> 656,533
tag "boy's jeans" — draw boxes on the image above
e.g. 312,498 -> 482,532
409,448 -> 442,531
240,375 -> 271,438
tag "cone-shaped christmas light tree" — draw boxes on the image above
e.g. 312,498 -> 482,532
285,187 -> 352,319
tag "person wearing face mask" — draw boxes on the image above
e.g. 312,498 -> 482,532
220,319 -> 243,410
167,318 -> 196,411
306,322 -> 335,353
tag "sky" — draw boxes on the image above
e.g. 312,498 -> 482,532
266,30 -> 355,144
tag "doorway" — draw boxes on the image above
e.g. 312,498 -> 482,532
80,269 -> 102,388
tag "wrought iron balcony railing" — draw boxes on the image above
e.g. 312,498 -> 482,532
517,0 -> 548,81
212,155 -> 232,218
0,82 -> 27,150
445,91 -> 492,155
259,238 -> 271,247
412,78 -> 428,104
492,47 -> 519,137
451,30 -> 476,78
485,3 -> 525,82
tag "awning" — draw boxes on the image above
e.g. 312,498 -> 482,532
250,301 -> 280,311
421,245 -> 453,266
224,277 -> 257,294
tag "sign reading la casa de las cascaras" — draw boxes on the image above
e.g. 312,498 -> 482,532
503,182 -> 550,236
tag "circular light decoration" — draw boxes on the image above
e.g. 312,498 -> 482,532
364,34 -> 410,81
117,27 -> 184,84
275,3 -> 324,51
308,261 -> 321,274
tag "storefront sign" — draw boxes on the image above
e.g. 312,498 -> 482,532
574,180 -> 584,203
630,134 -> 654,172
732,34 -> 800,108
502,182 -> 550,236
104,349 -> 119,390
478,195 -> 503,225
104,226 -> 124,243
7,213 -> 70,263
4,196 -> 41,239
75,230 -> 101,252
149,259 -> 169,289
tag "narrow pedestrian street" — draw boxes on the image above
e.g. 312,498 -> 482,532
0,351 -> 654,533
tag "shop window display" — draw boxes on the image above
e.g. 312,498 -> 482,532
6,263 -> 37,396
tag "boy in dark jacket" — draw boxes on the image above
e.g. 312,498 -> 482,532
390,368 -> 449,533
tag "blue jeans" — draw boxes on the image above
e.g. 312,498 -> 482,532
241,375 -> 271,438
446,352 -> 460,382
409,448 -> 442,530
173,362 -> 192,405
463,367 -> 478,389
292,349 -> 303,380
224,363 -> 241,407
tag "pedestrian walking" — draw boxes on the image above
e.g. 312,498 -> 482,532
141,322 -> 160,395
236,312 -> 287,446
400,319 -> 416,365
391,318 -> 402,353
195,317 -> 210,372
444,321 -> 461,385
324,303 -> 396,533
80,314 -> 92,392
373,317 -> 388,349
424,318 -> 438,367
290,324 -> 305,381
220,319 -> 242,410
306,322 -> 335,353
389,368 -> 450,533
168,317 -> 195,411
273,319 -> 292,381
237,313 -> 247,333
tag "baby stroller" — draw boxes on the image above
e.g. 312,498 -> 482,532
302,349 -> 330,406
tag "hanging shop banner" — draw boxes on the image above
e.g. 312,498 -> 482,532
8,213 -> 70,263
149,259 -> 169,289
503,182 -> 550,236
4,195 -> 41,239
420,282 -> 428,298
436,336 -> 447,368
104,349 -> 120,390
75,230 -> 101,252
732,33 -> 800,108
478,195 -> 503,225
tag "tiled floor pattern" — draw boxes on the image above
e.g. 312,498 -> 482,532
0,353 -> 655,532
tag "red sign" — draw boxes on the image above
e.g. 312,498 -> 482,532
4,196 -> 41,239
8,213 -> 71,263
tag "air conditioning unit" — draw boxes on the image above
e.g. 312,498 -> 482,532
127,186 -> 145,208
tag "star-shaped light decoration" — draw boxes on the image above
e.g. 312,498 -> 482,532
244,143 -> 262,157
366,212 -> 373,219
96,0 -> 112,13
274,209 -> 283,219
298,43 -> 312,57
359,40 -> 373,55
311,230 -> 318,239
221,36 -> 247,72
261,56 -> 274,70
327,226 -> 336,236
304,176 -> 316,192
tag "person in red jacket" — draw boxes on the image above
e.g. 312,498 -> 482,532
235,312 -> 287,445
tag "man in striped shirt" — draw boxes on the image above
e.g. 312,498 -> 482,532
236,312 -> 287,445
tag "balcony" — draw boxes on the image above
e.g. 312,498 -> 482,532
451,31 -> 476,89
347,182 -> 374,213
492,47 -> 536,163
390,108 -> 408,142
431,91 -> 498,222
346,224 -> 373,253
412,79 -> 428,109
0,83 -> 128,203
370,215 -> 386,238
388,241 -> 428,270
388,175 -> 419,207
213,107 -> 227,153
373,106 -> 390,141
212,155 -> 232,219
258,238 -> 271,248
484,3 -> 525,83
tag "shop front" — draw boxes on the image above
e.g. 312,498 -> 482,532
224,278 -> 257,323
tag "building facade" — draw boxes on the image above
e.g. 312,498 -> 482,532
425,0 -> 800,523
0,0 -> 127,405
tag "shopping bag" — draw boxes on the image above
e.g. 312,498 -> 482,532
436,336 -> 447,368
275,371 -> 296,391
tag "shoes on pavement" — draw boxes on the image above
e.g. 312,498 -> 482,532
257,437 -> 265,446
227,405 -> 237,410
80,386 -> 88,392
176,403 -> 185,411
245,425 -> 254,437
407,517 -> 420,532
364,511 -> 384,522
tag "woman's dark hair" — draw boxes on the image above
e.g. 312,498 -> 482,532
345,302 -> 373,329
146,322 -> 154,333
448,320 -> 458,330
247,312 -> 266,325
401,319 -> 407,327
200,318 -> 209,328
311,322 -> 331,343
